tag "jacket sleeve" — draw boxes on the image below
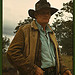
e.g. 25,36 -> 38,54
7,27 -> 38,75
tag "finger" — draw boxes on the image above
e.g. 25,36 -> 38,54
69,72 -> 72,75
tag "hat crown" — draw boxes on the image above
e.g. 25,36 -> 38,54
28,0 -> 58,18
35,0 -> 51,11
40,0 -> 47,4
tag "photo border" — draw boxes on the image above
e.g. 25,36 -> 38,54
73,0 -> 75,74
0,0 -> 2,74
0,0 -> 74,75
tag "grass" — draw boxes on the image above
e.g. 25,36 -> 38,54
2,53 -> 73,74
2,53 -> 73,70
61,54 -> 73,72
2,53 -> 14,70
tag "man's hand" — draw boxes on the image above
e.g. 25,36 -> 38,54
63,70 -> 72,75
35,67 -> 44,75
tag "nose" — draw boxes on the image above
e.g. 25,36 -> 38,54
44,14 -> 51,18
45,14 -> 49,16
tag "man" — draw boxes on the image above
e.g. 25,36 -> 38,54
7,0 -> 72,75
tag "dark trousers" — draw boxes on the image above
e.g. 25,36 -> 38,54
42,67 -> 56,75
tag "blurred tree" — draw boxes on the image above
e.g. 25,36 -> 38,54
52,0 -> 73,55
2,36 -> 10,53
61,0 -> 73,15
14,17 -> 33,33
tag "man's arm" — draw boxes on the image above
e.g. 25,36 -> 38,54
7,26 -> 38,75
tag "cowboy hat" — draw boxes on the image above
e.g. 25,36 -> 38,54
28,0 -> 58,18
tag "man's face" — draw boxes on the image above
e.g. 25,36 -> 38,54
35,9 -> 51,24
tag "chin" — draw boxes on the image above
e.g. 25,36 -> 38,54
44,19 -> 49,23
43,21 -> 49,24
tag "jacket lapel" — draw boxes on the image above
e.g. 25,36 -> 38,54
49,33 -> 60,75
29,21 -> 39,64
48,24 -> 60,74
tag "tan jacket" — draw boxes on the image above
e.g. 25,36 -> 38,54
7,20 -> 68,75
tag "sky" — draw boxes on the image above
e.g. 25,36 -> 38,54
3,0 -> 71,42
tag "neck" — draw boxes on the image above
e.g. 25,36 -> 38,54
41,24 -> 46,31
37,21 -> 48,31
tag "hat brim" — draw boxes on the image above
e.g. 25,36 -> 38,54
28,7 -> 58,18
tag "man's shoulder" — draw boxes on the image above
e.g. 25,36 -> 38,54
20,20 -> 37,31
19,23 -> 31,32
22,23 -> 31,29
47,24 -> 54,33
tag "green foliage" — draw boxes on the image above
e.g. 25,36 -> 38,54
61,55 -> 73,72
61,0 -> 73,14
2,36 -> 10,53
52,0 -> 73,55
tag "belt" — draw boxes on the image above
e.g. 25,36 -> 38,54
42,66 -> 56,72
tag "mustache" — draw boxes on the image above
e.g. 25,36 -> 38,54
43,17 -> 50,19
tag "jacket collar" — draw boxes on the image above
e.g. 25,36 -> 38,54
31,20 -> 39,30
31,20 -> 53,34
47,24 -> 54,34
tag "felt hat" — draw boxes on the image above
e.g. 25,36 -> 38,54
28,0 -> 58,18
